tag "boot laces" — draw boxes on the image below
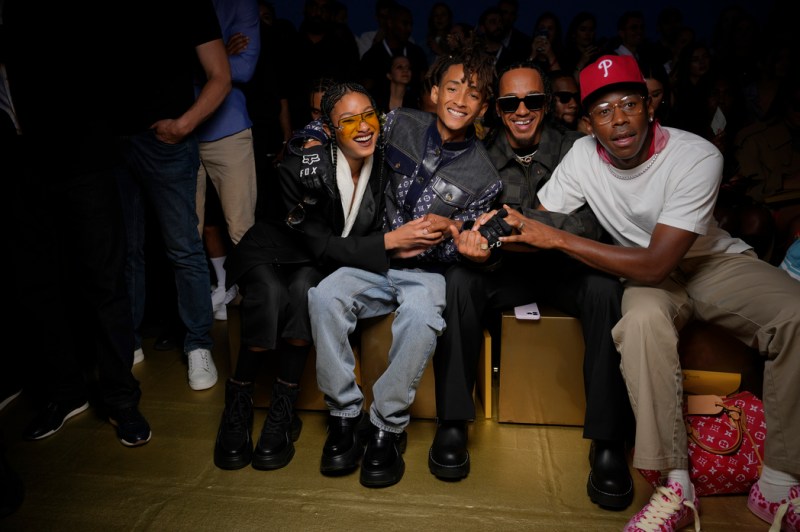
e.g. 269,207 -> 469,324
224,389 -> 251,432
264,393 -> 292,435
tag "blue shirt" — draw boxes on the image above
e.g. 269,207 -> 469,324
195,0 -> 260,142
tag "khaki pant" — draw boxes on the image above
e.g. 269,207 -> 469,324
196,128 -> 257,245
613,251 -> 800,476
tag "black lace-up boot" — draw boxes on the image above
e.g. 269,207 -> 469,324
252,380 -> 301,470
213,379 -> 254,470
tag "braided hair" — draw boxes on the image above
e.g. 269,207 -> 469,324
319,82 -> 386,195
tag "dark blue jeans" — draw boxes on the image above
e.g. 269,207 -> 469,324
11,139 -> 141,410
115,130 -> 213,353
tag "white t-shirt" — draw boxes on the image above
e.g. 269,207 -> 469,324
538,127 -> 751,258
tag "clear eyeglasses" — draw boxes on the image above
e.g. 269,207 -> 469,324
588,94 -> 646,125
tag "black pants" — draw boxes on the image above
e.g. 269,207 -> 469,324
11,142 -> 142,412
433,252 -> 634,442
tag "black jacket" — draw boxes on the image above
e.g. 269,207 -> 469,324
225,146 -> 390,288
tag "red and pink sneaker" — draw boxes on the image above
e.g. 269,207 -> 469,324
747,482 -> 799,532
624,479 -> 701,532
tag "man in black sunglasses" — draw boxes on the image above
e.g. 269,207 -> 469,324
430,60 -> 637,512
547,70 -> 584,133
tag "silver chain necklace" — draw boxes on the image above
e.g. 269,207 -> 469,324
607,152 -> 659,180
515,150 -> 537,166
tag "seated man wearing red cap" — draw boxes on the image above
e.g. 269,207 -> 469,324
492,54 -> 800,532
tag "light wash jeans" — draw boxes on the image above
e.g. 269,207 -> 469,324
309,267 -> 446,433
115,130 -> 213,353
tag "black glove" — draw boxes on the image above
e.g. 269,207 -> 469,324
297,144 -> 332,193
478,208 -> 513,248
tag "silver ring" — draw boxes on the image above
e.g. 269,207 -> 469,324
519,222 -> 525,231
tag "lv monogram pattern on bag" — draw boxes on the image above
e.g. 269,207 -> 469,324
638,391 -> 766,496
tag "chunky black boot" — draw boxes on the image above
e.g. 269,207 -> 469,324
360,424 -> 407,488
428,420 -> 470,480
587,440 -> 634,510
252,380 -> 301,470
214,379 -> 254,470
320,411 -> 372,475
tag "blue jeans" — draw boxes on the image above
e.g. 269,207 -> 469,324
115,130 -> 213,353
309,267 -> 446,432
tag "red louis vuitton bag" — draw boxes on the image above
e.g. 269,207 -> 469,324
639,391 -> 766,496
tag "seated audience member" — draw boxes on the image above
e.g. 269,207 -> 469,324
375,54 -> 417,113
299,36 -> 502,489
215,82 -> 390,471
547,69 -> 583,132
499,54 -> 800,532
430,60 -> 635,512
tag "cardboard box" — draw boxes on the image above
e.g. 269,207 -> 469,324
358,315 -> 492,420
498,308 -> 585,425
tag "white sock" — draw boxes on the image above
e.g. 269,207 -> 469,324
211,256 -> 226,289
758,465 -> 799,502
666,469 -> 693,499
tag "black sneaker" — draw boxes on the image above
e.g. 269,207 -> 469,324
109,407 -> 152,447
0,388 -> 22,413
23,400 -> 90,440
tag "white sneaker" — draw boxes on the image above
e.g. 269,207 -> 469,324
133,348 -> 144,366
211,284 -> 237,321
210,285 -> 226,308
187,348 -> 218,391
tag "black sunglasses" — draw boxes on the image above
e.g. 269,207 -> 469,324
496,93 -> 547,113
553,91 -> 579,104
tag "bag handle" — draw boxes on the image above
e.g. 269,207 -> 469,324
686,400 -> 745,455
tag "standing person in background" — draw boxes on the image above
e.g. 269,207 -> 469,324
356,0 -> 396,59
244,0 -> 297,218
291,0 -> 359,131
424,2 -> 452,65
612,11 -> 650,61
529,11 -> 565,74
501,54 -> 799,532
359,2 -> 427,100
5,0 -> 152,447
562,11 -> 602,78
496,0 -> 531,65
374,55 -> 417,113
114,0 -> 231,392
194,0 -> 261,323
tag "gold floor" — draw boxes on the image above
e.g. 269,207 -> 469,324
0,320 -> 765,531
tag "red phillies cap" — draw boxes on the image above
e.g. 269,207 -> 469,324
579,55 -> 646,106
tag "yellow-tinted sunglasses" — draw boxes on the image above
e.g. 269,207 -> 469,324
336,110 -> 380,136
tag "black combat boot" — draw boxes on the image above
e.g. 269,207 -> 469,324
252,380 -> 301,470
214,379 -> 254,470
